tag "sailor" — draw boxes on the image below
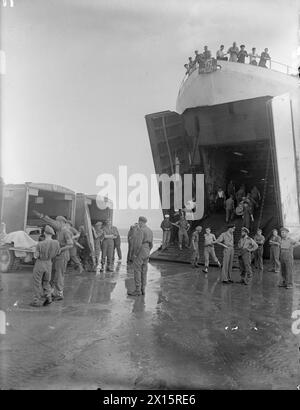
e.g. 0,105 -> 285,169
249,47 -> 259,65
188,56 -> 196,72
160,214 -> 172,250
184,63 -> 190,75
128,216 -> 153,296
191,226 -> 202,268
31,225 -> 60,307
94,221 -> 104,266
237,227 -> 258,285
216,45 -> 228,61
203,45 -> 212,60
174,215 -> 190,250
268,228 -> 281,274
66,220 -> 84,274
227,42 -> 239,62
278,227 -> 300,289
237,45 -> 248,63
253,228 -> 265,282
127,222 -> 139,263
242,200 -> 254,231
215,224 -> 235,284
112,225 -> 122,262
203,227 -> 221,275
225,194 -> 235,223
235,184 -> 246,204
100,220 -> 116,273
32,211 -> 73,300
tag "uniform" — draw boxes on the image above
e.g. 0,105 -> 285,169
94,225 -> 104,265
191,230 -> 201,266
204,233 -> 220,268
101,225 -> 115,271
176,219 -> 190,249
238,235 -> 258,284
112,226 -> 122,262
216,230 -> 234,282
269,234 -> 281,273
53,227 -> 73,297
160,219 -> 172,250
132,225 -> 153,294
38,215 -> 73,298
242,203 -> 252,231
32,236 -> 60,306
253,233 -> 265,280
279,237 -> 297,288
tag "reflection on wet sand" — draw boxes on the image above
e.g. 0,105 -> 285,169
0,242 -> 299,389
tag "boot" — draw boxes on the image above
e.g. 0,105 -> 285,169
43,296 -> 52,306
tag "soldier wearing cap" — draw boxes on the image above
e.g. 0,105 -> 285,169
160,214 -> 172,250
191,225 -> 202,268
215,224 -> 236,283
93,221 -> 104,266
128,216 -> 153,296
237,227 -> 258,285
31,225 -> 60,307
253,227 -> 265,282
278,227 -> 300,289
127,222 -> 139,263
32,211 -> 73,300
269,228 -> 281,274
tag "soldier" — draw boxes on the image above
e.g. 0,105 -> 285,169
94,221 -> 104,266
174,215 -> 190,250
237,227 -> 258,285
128,216 -> 153,296
127,223 -> 139,263
112,225 -> 122,262
253,228 -> 265,282
33,211 -> 73,300
215,224 -> 235,284
66,221 -> 84,274
100,220 -> 117,273
203,227 -> 221,274
160,214 -> 172,250
278,227 -> 300,289
77,225 -> 93,271
30,225 -> 60,307
191,226 -> 202,268
269,228 -> 281,273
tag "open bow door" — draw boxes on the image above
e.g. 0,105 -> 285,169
267,93 -> 300,234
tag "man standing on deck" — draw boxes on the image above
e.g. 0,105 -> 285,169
100,220 -> 117,273
237,227 -> 258,285
191,226 -> 202,268
128,216 -> 153,297
215,224 -> 235,284
32,211 -> 73,300
253,228 -> 265,282
225,194 -> 235,223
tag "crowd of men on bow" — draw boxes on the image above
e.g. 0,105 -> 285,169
184,42 -> 271,75
25,211 -> 153,307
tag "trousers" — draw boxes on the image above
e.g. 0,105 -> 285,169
239,249 -> 253,284
280,250 -> 294,286
221,247 -> 234,281
69,246 -> 83,269
270,246 -> 280,272
204,246 -> 219,267
101,239 -> 114,268
53,250 -> 70,296
33,260 -> 52,302
178,230 -> 189,247
254,246 -> 264,279
162,230 -> 171,249
133,245 -> 150,292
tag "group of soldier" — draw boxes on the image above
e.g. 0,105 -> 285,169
30,211 -> 154,306
184,42 -> 271,75
160,211 -> 300,289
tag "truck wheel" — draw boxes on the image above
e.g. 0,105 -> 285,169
0,248 -> 15,273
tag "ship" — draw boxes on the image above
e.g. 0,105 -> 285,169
145,57 -> 300,264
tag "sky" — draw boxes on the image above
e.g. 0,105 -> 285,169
1,0 -> 299,228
